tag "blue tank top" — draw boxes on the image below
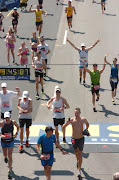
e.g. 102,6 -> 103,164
32,38 -> 37,43
110,65 -> 118,78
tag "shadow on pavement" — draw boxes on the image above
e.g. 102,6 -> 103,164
34,170 -> 74,176
38,93 -> 50,101
17,36 -> 30,40
81,168 -> 100,180
47,13 -> 54,16
45,37 -> 57,41
44,75 -> 63,84
104,13 -> 116,16
98,104 -> 119,117
70,30 -> 85,34
12,170 -> 39,180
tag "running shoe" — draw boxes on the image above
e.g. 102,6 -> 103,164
96,97 -> 99,101
3,28 -> 4,32
13,59 -> 15,63
19,145 -> 23,152
63,137 -> 66,143
4,157 -> 8,163
36,94 -> 39,99
41,88 -> 44,94
83,80 -> 86,85
93,108 -> 97,112
44,73 -> 46,77
77,174 -> 82,180
25,140 -> 29,147
112,98 -> 115,102
38,36 -> 40,39
77,171 -> 82,180
8,170 -> 12,179
79,78 -> 82,84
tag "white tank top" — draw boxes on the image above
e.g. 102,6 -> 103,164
52,97 -> 65,119
34,57 -> 43,70
19,97 -> 32,119
79,49 -> 88,62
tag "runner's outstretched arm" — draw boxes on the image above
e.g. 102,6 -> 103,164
66,38 -> 80,51
87,38 -> 100,51
104,53 -> 111,66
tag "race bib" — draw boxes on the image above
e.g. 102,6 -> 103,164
4,133 -> 12,139
41,47 -> 45,51
93,85 -> 100,90
36,67 -> 42,71
2,102 -> 9,107
43,154 -> 50,160
37,16 -> 41,20
54,108 -> 61,113
13,20 -> 17,24
71,138 -> 75,145
67,15 -> 71,17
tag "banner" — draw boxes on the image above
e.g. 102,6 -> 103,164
0,0 -> 20,10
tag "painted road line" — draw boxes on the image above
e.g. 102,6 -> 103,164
63,30 -> 67,45
1,123 -> 119,144
7,9 -> 13,17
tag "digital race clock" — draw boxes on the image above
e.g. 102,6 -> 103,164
0,66 -> 30,80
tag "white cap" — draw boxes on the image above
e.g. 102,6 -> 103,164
1,82 -> 7,88
81,43 -> 86,47
22,91 -> 29,98
56,88 -> 61,92
14,7 -> 17,10
69,0 -> 72,2
4,112 -> 11,118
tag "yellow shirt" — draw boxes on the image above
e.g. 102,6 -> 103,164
35,9 -> 42,22
20,0 -> 27,3
67,5 -> 73,17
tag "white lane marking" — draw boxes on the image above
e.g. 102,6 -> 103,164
63,30 -> 67,45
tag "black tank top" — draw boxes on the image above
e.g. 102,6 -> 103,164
1,120 -> 14,143
12,12 -> 18,20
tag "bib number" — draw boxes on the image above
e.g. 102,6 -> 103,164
93,85 -> 99,90
43,154 -> 50,160
37,16 -> 41,20
4,133 -> 12,139
2,102 -> 9,107
71,138 -> 75,145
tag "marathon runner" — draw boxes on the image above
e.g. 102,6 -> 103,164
17,41 -> 29,66
5,28 -> 16,65
17,91 -> 32,153
0,82 -> 21,119
30,31 -> 39,60
0,12 -> 4,32
104,54 -> 119,103
0,111 -> 19,179
47,87 -> 70,143
83,59 -> 106,112
65,0 -> 76,30
36,126 -> 67,180
29,4 -> 47,38
62,108 -> 90,180
32,50 -> 46,98
101,0 -> 106,14
20,0 -> 28,12
67,37 -> 100,84
10,7 -> 20,37
37,36 -> 50,76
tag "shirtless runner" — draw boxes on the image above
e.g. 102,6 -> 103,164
62,108 -> 89,180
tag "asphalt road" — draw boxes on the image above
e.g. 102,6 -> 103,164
0,0 -> 119,179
